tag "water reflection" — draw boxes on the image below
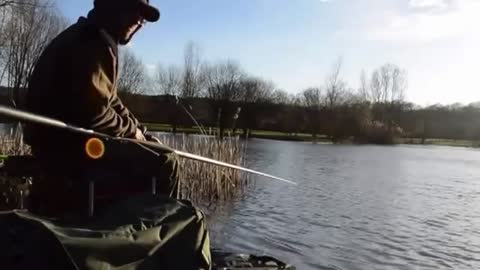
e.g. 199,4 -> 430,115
210,140 -> 480,269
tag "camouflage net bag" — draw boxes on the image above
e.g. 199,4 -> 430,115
0,194 -> 211,270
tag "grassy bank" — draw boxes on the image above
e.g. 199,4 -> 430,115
399,138 -> 480,148
146,123 -> 480,148
145,123 -> 328,142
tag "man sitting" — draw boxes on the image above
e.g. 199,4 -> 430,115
24,0 -> 179,216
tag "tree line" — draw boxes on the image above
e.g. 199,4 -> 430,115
118,41 -> 412,141
120,43 -> 480,143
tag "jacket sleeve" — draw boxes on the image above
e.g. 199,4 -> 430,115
111,94 -> 140,128
70,43 -> 138,138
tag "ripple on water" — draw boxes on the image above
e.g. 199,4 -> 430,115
424,219 -> 449,229
210,142 -> 480,270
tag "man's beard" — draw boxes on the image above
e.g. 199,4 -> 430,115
120,24 -> 142,45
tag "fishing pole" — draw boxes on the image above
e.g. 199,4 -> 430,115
0,105 -> 296,185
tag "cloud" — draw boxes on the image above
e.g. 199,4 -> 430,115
409,0 -> 450,10
364,0 -> 480,42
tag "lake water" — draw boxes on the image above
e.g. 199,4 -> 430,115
209,139 -> 480,270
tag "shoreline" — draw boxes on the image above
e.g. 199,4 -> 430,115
145,124 -> 480,149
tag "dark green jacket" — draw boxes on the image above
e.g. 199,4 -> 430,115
25,11 -> 140,158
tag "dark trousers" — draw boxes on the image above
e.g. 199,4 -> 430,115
29,139 -> 180,217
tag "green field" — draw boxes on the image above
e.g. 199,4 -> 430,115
144,123 -> 324,141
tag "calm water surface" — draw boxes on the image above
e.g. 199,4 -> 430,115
209,139 -> 480,270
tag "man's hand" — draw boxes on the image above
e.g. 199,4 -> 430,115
145,134 -> 163,144
134,128 -> 146,141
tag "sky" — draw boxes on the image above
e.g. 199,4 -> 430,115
57,0 -> 480,106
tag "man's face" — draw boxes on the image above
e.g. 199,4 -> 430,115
117,8 -> 145,45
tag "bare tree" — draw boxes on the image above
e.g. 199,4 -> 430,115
155,63 -> 181,95
369,63 -> 407,104
291,93 -> 305,106
0,0 -> 48,8
181,41 -> 204,98
301,87 -> 322,108
271,89 -> 293,105
239,76 -> 275,103
366,63 -> 408,131
359,69 -> 370,102
0,0 -> 13,77
379,64 -> 392,103
2,0 -> 66,106
203,60 -> 244,137
342,88 -> 364,106
118,48 -> 147,94
324,58 -> 346,108
236,77 -> 273,136
390,65 -> 407,103
239,77 -> 261,103
0,6 -> 10,83
204,60 -> 244,102
299,87 -> 323,139
370,70 -> 382,103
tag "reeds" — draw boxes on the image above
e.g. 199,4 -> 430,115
158,133 -> 252,206
0,125 -> 31,156
0,125 -> 31,210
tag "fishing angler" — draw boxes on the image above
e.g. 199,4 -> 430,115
21,0 -> 177,215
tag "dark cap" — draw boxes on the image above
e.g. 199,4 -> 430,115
137,0 -> 160,22
95,0 -> 160,22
